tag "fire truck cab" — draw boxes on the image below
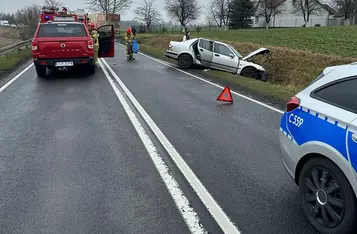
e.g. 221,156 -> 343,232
33,6 -> 115,77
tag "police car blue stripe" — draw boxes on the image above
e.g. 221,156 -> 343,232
280,106 -> 349,161
280,113 -> 298,146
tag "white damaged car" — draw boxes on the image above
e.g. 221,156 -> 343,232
165,37 -> 270,81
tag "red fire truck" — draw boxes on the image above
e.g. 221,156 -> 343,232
33,6 -> 115,77
40,6 -> 89,25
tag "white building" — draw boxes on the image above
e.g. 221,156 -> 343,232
252,0 -> 336,27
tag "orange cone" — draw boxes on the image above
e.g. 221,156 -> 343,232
216,86 -> 233,103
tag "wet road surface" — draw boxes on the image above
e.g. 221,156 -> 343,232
0,44 -> 318,234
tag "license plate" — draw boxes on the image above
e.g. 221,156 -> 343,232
55,61 -> 74,67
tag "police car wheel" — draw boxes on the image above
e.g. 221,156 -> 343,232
178,54 -> 193,69
298,157 -> 357,234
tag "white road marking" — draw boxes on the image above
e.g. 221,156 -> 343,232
98,59 -> 207,234
116,43 -> 284,114
101,58 -> 241,234
0,63 -> 33,93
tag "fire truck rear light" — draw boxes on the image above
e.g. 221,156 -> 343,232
88,40 -> 94,49
40,61 -> 47,65
32,41 -> 38,51
81,60 -> 88,63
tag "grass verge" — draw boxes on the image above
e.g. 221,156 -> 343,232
139,43 -> 298,101
149,25 -> 357,57
0,46 -> 32,74
137,34 -> 355,87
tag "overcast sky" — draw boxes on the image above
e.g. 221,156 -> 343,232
0,0 -> 207,22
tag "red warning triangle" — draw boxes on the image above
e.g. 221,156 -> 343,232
216,86 -> 233,103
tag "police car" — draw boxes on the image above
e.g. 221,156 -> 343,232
279,63 -> 357,234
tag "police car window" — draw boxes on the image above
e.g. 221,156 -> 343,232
214,43 -> 232,57
313,78 -> 357,113
199,39 -> 213,52
37,24 -> 87,37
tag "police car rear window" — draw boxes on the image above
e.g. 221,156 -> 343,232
37,23 -> 87,37
313,77 -> 357,113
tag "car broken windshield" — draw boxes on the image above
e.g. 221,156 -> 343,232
227,45 -> 242,58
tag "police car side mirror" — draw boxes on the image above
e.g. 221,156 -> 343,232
229,54 -> 235,58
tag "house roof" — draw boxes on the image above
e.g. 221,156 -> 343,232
318,3 -> 337,14
252,0 -> 336,15
333,9 -> 346,18
334,9 -> 344,18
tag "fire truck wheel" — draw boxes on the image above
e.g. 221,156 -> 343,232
88,64 -> 95,74
36,66 -> 46,78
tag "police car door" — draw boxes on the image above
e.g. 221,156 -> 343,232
308,76 -> 357,182
97,25 -> 115,57
347,117 -> 357,181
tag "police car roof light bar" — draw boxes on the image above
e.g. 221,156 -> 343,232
286,96 -> 300,112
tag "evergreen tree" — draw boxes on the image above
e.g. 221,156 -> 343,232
228,0 -> 255,29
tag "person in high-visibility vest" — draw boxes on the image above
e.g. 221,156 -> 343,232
88,22 -> 99,65
124,28 -> 135,61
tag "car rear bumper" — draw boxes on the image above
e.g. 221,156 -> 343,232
33,57 -> 94,67
165,50 -> 179,60
279,128 -> 299,183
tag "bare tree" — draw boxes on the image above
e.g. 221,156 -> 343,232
206,0 -> 232,28
205,15 -> 214,31
292,0 -> 323,25
256,0 -> 286,28
134,0 -> 161,32
85,0 -> 133,14
15,4 -> 42,40
165,0 -> 201,31
44,0 -> 63,7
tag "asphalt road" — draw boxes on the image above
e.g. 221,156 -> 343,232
0,44 -> 318,234
0,66 -> 188,234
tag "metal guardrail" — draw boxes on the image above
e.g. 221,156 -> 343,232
0,39 -> 33,55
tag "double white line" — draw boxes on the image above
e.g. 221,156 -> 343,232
99,58 -> 241,234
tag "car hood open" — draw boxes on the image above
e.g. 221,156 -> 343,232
242,48 -> 270,61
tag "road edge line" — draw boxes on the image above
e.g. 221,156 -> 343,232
0,63 -> 34,93
101,58 -> 241,234
117,42 -> 283,114
98,59 -> 208,234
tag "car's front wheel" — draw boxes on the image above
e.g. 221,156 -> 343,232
241,67 -> 258,79
178,54 -> 193,69
298,157 -> 357,234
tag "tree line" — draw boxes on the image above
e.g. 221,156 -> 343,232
107,0 -> 352,31
0,0 -> 352,40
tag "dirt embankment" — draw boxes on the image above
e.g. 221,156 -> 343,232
139,35 -> 355,89
0,28 -> 22,48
